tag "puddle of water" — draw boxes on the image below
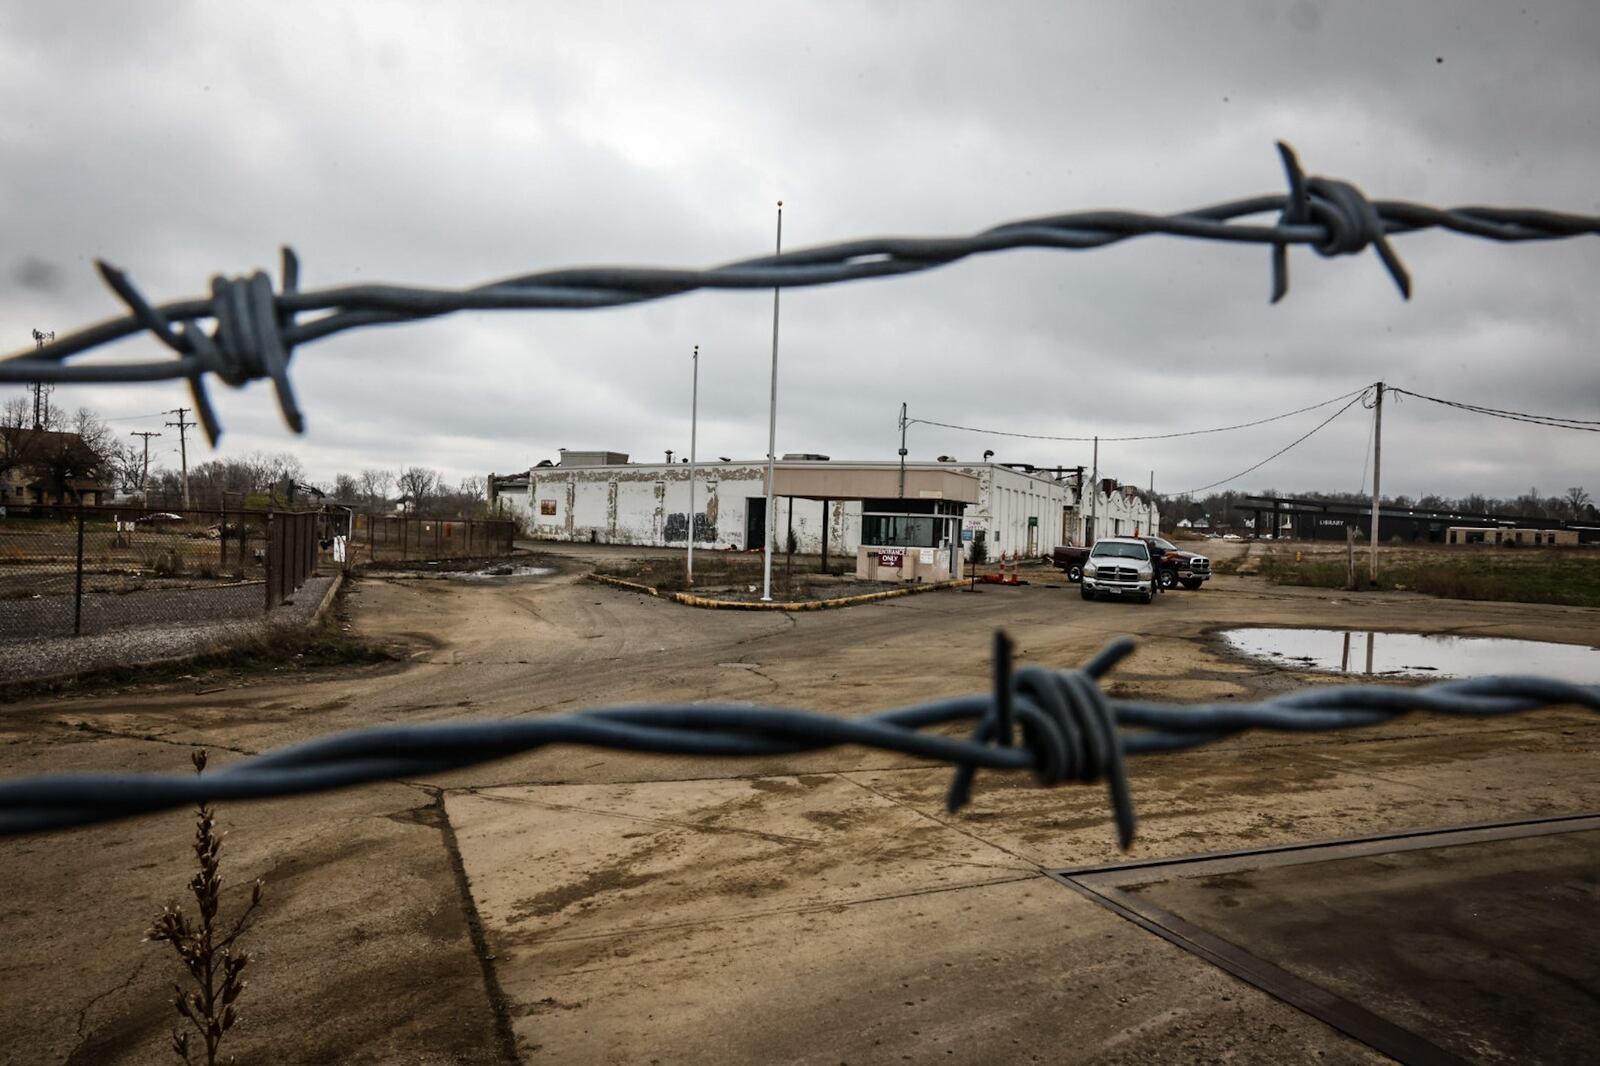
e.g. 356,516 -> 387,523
449,565 -> 553,581
1221,628 -> 1600,684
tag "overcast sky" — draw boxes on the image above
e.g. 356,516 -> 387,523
3,1 -> 1596,503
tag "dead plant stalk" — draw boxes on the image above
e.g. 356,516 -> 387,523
145,749 -> 264,1065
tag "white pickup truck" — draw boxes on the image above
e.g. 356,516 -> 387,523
1079,537 -> 1158,604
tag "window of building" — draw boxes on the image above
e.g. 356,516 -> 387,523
861,514 -> 943,548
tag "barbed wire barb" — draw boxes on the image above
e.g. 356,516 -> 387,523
4,141 -> 1597,439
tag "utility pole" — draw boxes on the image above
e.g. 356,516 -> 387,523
29,330 -> 54,429
130,431 -> 161,504
760,201 -> 783,603
897,402 -> 908,498
687,344 -> 699,587
1088,436 -> 1099,544
165,407 -> 195,510
1148,470 -> 1155,536
1368,382 -> 1383,584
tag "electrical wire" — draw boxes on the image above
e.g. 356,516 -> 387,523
1172,389 -> 1371,496
907,385 -> 1371,444
1386,386 -> 1600,432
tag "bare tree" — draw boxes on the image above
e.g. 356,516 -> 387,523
1565,486 -> 1591,517
333,473 -> 361,501
396,467 -> 440,513
359,468 -> 394,511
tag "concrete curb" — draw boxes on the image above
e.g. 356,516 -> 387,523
585,572 -> 969,611
584,574 -> 662,597
310,569 -> 346,625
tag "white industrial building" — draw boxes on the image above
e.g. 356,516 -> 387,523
488,449 -> 1158,564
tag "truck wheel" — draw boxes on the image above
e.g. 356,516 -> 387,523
1158,569 -> 1177,590
1067,564 -> 1083,583
1181,578 -> 1203,590
1080,586 -> 1093,601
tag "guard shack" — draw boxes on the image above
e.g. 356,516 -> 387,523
769,463 -> 978,583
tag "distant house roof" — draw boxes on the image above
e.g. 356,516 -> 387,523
1,427 -> 102,475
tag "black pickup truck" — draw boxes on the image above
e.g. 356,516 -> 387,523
1045,536 -> 1211,590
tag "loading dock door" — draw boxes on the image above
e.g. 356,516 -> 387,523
745,497 -> 766,551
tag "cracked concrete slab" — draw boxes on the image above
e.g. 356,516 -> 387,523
486,876 -> 1390,1064
447,774 -> 1035,947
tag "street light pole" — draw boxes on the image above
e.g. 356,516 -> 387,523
687,344 -> 699,587
761,201 -> 783,602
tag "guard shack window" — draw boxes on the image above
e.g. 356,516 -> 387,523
861,514 -> 942,548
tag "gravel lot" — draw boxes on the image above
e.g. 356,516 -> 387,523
0,575 -> 336,683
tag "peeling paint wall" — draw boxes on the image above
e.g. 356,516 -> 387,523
950,465 -> 1068,559
492,461 -> 1079,556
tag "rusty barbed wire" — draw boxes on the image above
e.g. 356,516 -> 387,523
3,143 -> 1597,445
0,632 -> 1594,847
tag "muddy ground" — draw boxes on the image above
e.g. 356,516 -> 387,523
1,540 -> 1596,1064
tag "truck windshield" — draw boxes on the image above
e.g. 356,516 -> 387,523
1090,542 -> 1148,560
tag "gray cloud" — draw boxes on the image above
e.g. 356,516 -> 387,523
3,1 -> 1596,505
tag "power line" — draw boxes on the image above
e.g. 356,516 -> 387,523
1173,389 -> 1371,496
103,411 -> 169,423
907,385 -> 1370,444
4,141 -> 1598,444
1386,386 -> 1600,432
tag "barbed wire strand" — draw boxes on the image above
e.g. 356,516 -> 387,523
1387,386 -> 1600,432
3,143 -> 1597,445
1172,389 -> 1371,496
907,384 -> 1371,444
1,632 -> 1594,848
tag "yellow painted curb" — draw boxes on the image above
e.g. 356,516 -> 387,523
673,579 -> 970,611
587,572 -> 973,610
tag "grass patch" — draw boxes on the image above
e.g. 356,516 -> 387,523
1257,546 -> 1600,608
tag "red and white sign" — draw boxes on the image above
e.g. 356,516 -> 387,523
876,551 -> 904,568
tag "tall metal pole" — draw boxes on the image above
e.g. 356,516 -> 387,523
687,344 -> 699,587
1148,470 -> 1155,536
898,402 -> 909,497
29,330 -> 54,429
760,202 -> 783,602
1368,382 -> 1383,583
1088,436 -> 1099,543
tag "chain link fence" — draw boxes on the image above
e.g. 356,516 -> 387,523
0,505 -> 275,639
1,506 -> 520,640
347,513 -> 516,565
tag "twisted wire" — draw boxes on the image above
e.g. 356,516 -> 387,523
4,142 -> 1596,444
0,632 -> 1593,847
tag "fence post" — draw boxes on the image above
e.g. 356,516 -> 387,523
264,513 -> 276,611
73,508 -> 86,636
